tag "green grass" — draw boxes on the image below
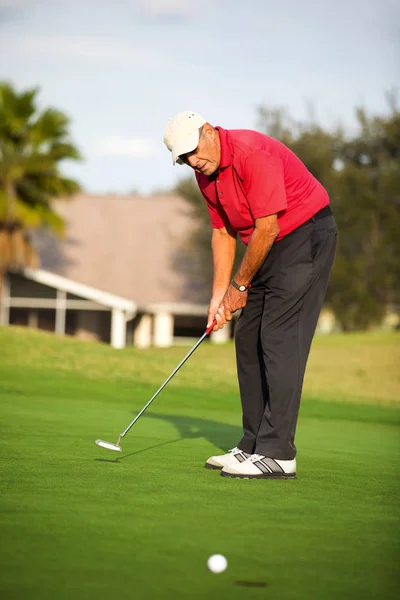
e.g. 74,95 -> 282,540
0,326 -> 399,600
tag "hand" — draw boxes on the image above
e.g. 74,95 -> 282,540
210,285 -> 249,331
221,285 -> 249,322
207,291 -> 227,331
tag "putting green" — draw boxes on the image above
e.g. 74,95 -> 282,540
0,327 -> 399,600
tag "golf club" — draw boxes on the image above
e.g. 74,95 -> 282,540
95,318 -> 218,452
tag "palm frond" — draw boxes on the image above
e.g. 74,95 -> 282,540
30,108 -> 71,144
0,80 -> 81,232
48,142 -> 82,161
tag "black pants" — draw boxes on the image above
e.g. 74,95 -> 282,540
235,211 -> 337,460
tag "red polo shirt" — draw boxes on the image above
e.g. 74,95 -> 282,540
195,127 -> 330,244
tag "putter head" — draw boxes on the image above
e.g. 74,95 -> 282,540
95,439 -> 122,452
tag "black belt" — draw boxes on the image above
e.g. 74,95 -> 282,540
302,205 -> 332,227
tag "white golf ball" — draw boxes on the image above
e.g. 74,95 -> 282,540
207,554 -> 228,573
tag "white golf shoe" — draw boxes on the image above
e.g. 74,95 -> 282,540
221,454 -> 297,479
205,447 -> 251,470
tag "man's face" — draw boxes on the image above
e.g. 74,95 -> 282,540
179,124 -> 221,176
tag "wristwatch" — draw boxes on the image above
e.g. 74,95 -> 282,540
231,279 -> 250,292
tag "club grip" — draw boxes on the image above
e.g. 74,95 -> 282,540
206,319 -> 217,336
205,284 -> 252,336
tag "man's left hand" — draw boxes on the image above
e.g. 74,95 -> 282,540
214,285 -> 249,330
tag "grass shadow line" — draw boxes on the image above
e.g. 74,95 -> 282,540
94,438 -> 182,463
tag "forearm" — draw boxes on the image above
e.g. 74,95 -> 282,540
211,228 -> 237,296
234,226 -> 279,286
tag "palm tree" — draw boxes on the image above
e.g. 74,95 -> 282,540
0,81 -> 81,295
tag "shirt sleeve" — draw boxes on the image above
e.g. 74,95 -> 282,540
204,195 -> 227,229
243,150 -> 287,218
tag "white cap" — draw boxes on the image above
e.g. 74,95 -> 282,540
163,111 -> 206,165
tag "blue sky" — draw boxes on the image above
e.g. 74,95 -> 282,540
0,0 -> 399,194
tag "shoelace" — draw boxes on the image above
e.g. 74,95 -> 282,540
246,454 -> 265,463
229,449 -> 265,461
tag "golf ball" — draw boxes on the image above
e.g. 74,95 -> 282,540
207,554 -> 228,573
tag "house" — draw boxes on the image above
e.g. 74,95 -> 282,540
37,192 -> 195,306
29,192 -> 232,346
0,267 -> 231,348
1,268 -> 136,349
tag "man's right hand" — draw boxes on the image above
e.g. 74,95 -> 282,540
207,291 -> 227,331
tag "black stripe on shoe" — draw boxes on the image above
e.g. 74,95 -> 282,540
259,457 -> 285,473
253,461 -> 272,474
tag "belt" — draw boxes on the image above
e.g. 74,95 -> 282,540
302,205 -> 332,226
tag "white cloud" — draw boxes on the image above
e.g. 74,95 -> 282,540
95,136 -> 158,158
0,33 -> 164,66
131,0 -> 211,18
133,0 -> 191,16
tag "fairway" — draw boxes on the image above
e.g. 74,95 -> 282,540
0,326 -> 399,600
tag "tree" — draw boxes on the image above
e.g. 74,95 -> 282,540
327,100 -> 400,329
0,81 -> 81,279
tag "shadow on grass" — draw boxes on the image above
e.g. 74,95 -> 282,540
94,414 -> 241,463
94,438 -> 182,463
145,413 -> 241,452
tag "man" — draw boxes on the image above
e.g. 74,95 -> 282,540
163,111 -> 337,479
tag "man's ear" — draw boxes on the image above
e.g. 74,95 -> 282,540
202,122 -> 214,138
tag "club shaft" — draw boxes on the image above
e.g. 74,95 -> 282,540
120,331 -> 209,438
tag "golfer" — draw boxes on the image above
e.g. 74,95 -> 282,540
163,111 -> 337,479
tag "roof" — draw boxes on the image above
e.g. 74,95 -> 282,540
21,267 -> 137,312
37,193 -> 198,305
